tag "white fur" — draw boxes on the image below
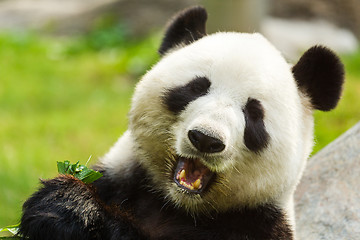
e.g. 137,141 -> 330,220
102,32 -> 314,229
100,130 -> 138,178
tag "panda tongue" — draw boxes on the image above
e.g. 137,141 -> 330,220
174,157 -> 213,192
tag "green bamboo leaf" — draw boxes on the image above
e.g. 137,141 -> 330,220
0,224 -> 19,235
0,224 -> 22,239
81,171 -> 103,184
69,162 -> 77,174
74,168 -> 93,180
64,160 -> 70,173
57,161 -> 66,174
57,160 -> 102,184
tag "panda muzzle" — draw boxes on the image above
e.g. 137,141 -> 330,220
174,157 -> 214,193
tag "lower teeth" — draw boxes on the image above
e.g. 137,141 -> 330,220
179,178 -> 201,190
180,180 -> 194,190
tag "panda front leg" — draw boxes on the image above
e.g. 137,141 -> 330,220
19,175 -> 144,240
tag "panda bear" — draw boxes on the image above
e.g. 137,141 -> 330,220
19,6 -> 344,240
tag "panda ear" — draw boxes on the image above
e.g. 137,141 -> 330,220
292,46 -> 345,111
158,6 -> 207,56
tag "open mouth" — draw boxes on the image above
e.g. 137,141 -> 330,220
174,157 -> 214,194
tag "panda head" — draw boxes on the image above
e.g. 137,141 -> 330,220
128,6 -> 344,213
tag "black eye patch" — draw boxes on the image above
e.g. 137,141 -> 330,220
243,98 -> 270,153
162,77 -> 211,114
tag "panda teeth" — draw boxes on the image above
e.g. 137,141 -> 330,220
174,156 -> 211,192
178,168 -> 202,190
179,169 -> 186,180
193,179 -> 201,190
180,180 -> 194,190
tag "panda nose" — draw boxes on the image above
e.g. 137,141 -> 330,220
188,130 -> 225,153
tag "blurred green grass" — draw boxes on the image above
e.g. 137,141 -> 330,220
0,30 -> 159,227
0,29 -> 359,227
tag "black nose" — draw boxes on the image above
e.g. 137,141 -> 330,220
188,130 -> 225,153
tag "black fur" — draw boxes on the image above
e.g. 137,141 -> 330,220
95,166 -> 293,240
19,175 -> 145,240
163,76 -> 211,114
243,98 -> 270,153
20,164 -> 293,239
292,45 -> 344,111
158,6 -> 207,55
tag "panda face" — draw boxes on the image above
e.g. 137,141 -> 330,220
129,32 -> 310,212
127,7 -> 343,214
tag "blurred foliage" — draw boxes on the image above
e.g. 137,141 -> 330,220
80,15 -> 132,51
0,24 -> 359,228
341,49 -> 360,76
65,14 -> 160,76
0,27 -> 159,226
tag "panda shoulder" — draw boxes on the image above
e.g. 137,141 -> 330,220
99,130 -> 139,178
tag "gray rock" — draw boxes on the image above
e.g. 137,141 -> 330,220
295,122 -> 360,239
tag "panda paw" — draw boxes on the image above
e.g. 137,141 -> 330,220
19,175 -> 108,240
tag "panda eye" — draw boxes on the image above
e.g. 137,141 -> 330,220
244,98 -> 265,121
163,77 -> 211,114
243,98 -> 270,153
189,77 -> 211,94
